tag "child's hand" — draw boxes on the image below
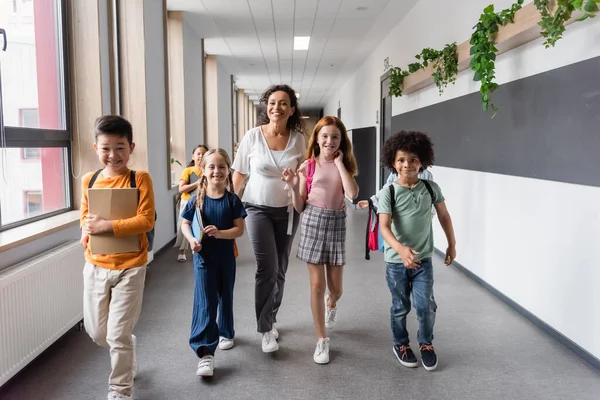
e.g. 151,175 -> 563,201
281,168 -> 299,188
204,225 -> 222,239
297,160 -> 309,177
80,232 -> 89,248
444,245 -> 456,266
357,200 -> 369,209
399,246 -> 421,269
188,239 -> 202,252
85,214 -> 110,234
334,150 -> 344,166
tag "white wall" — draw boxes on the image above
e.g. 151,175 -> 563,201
144,0 -> 175,251
182,17 -> 205,154
325,0 -> 600,360
217,59 -> 233,156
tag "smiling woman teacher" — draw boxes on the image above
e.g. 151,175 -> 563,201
232,84 -> 306,353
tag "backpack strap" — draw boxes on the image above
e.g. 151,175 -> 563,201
88,169 -> 103,188
420,179 -> 436,204
389,184 -> 396,214
130,170 -> 137,188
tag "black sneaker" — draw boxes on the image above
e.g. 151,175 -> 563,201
419,344 -> 438,371
392,345 -> 418,368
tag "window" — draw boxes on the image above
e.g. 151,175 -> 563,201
21,147 -> 40,159
0,0 -> 71,230
20,108 -> 39,128
24,190 -> 42,217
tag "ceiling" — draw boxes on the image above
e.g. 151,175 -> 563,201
166,0 -> 418,110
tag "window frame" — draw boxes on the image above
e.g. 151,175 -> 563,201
0,0 -> 73,232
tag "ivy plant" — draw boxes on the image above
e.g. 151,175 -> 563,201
388,42 -> 458,97
469,0 -> 524,116
535,0 -> 599,48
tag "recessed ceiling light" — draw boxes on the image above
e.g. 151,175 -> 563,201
294,36 -> 310,51
356,6 -> 368,11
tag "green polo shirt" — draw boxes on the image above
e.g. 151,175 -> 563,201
377,180 -> 444,264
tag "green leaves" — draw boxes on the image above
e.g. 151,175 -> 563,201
389,0 -> 595,116
535,0 -> 597,48
387,42 -> 459,98
469,1 -> 523,115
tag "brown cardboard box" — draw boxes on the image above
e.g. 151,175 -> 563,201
88,188 -> 140,254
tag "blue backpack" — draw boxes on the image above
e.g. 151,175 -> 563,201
88,169 -> 156,251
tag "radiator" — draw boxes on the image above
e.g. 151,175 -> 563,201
0,241 -> 84,387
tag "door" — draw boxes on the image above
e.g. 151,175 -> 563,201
350,127 -> 377,204
380,70 -> 393,187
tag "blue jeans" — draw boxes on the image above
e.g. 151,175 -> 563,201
385,258 -> 437,346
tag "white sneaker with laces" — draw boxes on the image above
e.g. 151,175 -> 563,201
271,325 -> 279,340
107,392 -> 132,400
131,334 -> 138,378
196,355 -> 214,377
313,337 -> 330,364
262,331 -> 279,353
218,336 -> 234,350
325,295 -> 337,328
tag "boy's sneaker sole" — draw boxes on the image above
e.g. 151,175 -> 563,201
392,346 -> 418,368
422,359 -> 438,371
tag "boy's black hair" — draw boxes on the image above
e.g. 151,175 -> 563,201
94,115 -> 133,144
381,131 -> 435,173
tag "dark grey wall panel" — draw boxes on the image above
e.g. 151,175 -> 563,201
391,55 -> 600,188
350,126 -> 377,204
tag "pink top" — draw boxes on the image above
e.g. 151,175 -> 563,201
306,159 -> 345,210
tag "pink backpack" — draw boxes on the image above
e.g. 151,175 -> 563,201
306,158 -> 316,194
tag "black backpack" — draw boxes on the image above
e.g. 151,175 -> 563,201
88,169 -> 156,251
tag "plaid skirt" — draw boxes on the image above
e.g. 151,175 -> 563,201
297,204 -> 346,266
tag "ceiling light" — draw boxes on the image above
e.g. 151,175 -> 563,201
301,116 -> 310,119
294,36 -> 310,51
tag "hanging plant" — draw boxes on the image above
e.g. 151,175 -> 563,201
535,0 -> 599,48
388,66 -> 409,97
469,0 -> 524,116
388,42 -> 459,97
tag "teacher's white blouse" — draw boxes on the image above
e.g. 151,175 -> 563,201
232,126 -> 306,208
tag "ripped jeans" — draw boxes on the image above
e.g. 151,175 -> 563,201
385,258 -> 437,346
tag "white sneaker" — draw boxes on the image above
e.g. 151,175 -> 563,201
107,392 -> 132,400
313,337 -> 330,364
218,336 -> 234,350
262,331 -> 279,353
271,325 -> 279,340
131,335 -> 138,378
325,295 -> 337,328
196,355 -> 214,377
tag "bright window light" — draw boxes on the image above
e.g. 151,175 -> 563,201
294,36 -> 310,50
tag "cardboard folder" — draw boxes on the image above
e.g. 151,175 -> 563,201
88,188 -> 140,254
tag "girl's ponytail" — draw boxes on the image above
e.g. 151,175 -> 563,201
195,175 -> 208,212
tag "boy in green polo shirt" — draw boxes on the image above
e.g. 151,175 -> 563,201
377,131 -> 457,372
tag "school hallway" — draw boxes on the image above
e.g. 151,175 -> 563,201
1,207 -> 599,400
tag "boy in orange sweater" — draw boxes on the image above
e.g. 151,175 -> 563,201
80,115 -> 155,400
